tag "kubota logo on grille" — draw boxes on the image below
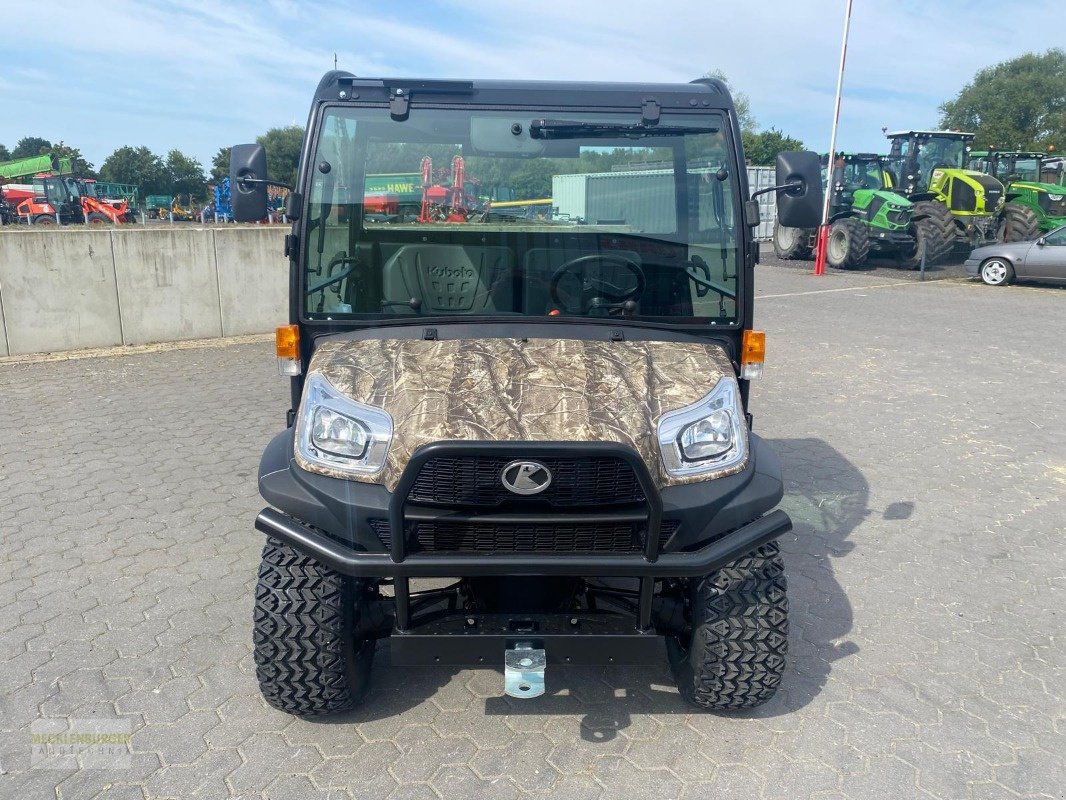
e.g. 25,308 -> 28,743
501,461 -> 552,495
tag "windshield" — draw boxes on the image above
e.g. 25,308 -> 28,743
916,137 -> 966,184
1006,157 -> 1040,183
828,158 -> 884,191
301,106 -> 740,326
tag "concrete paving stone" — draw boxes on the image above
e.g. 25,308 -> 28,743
389,725 -> 477,783
592,756 -> 685,799
227,731 -> 322,794
1,269 -> 1063,799
430,765 -> 519,800
264,774 -> 354,800
469,731 -> 558,792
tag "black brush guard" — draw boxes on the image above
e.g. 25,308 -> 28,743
255,441 -> 792,665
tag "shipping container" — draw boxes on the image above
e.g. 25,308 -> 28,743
552,166 -> 778,241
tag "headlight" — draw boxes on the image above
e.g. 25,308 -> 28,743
311,408 -> 369,459
295,373 -> 392,476
656,377 -> 748,478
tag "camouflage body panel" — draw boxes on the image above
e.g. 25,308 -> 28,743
298,338 -> 741,491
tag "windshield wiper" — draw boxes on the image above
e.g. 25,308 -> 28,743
529,119 -> 718,140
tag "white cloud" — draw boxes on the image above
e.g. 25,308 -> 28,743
1,0 -> 1060,167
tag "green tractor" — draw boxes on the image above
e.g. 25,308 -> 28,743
968,150 -> 1066,241
884,130 -> 1005,263
772,152 -> 915,268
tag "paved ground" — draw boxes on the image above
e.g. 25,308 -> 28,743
1,267 -> 1063,799
759,250 -> 970,281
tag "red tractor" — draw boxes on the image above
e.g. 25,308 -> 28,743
1,175 -> 130,225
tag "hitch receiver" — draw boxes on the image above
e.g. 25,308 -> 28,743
505,643 -> 546,699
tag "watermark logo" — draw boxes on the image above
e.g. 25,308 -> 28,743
30,717 -> 132,770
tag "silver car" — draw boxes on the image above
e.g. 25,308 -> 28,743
965,225 -> 1066,286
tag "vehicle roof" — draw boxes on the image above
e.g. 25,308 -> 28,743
974,150 -> 1047,158
312,71 -> 736,112
886,130 -> 975,139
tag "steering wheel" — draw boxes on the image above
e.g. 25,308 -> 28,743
549,254 -> 645,314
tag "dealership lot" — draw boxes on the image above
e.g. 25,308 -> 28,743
0,267 -> 1062,799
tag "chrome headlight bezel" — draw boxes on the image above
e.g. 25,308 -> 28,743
295,373 -> 393,477
656,377 -> 748,479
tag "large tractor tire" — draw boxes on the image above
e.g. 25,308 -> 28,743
668,541 -> 788,710
999,202 -> 1040,242
32,214 -> 58,226
86,212 -> 111,225
253,537 -> 375,717
825,217 -> 870,269
772,219 -> 812,260
899,200 -> 955,269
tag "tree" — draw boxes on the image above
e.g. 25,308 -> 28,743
256,126 -> 303,187
210,146 -> 231,183
100,146 -> 168,196
50,141 -> 95,177
165,150 -> 207,199
939,49 -> 1066,150
742,128 -> 805,165
0,144 -> 10,162
704,70 -> 757,133
11,137 -> 53,159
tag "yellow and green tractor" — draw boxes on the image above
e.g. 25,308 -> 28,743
884,130 -> 1005,263
968,150 -> 1066,240
773,152 -> 915,268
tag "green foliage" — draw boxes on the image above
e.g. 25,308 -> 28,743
256,126 -> 303,187
11,136 -> 53,159
165,150 -> 207,199
939,49 -> 1066,150
704,70 -> 757,133
100,146 -> 168,196
210,146 -> 231,183
742,128 -> 805,166
50,141 -> 96,178
0,144 -> 10,162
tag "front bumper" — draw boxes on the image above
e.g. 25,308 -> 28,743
255,429 -> 790,579
869,230 -> 915,250
963,258 -> 981,277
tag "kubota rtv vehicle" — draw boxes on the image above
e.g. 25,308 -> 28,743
968,150 -> 1066,240
231,72 -> 823,716
884,130 -> 1005,262
773,152 -> 915,268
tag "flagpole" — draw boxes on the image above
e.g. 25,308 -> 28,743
814,0 -> 854,276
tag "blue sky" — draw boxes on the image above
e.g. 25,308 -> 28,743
2,0 -> 1061,172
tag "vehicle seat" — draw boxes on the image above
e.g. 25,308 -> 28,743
382,244 -> 514,313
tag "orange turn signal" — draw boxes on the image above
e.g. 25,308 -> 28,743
276,325 -> 299,359
741,330 -> 765,379
275,325 -> 302,376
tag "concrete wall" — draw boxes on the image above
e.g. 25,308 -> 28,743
0,227 -> 288,356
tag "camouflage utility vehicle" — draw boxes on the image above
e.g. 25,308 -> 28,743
231,72 -> 822,716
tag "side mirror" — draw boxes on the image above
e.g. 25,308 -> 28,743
1036,237 -> 1046,246
775,151 -> 824,228
230,143 -> 269,222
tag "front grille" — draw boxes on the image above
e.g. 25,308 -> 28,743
886,209 -> 909,226
368,518 -> 680,554
408,456 -> 645,508
950,178 -> 977,212
1041,194 -> 1066,217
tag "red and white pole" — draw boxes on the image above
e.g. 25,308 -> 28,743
814,0 -> 854,276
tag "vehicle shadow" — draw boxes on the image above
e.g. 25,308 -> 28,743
321,438 -> 868,735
